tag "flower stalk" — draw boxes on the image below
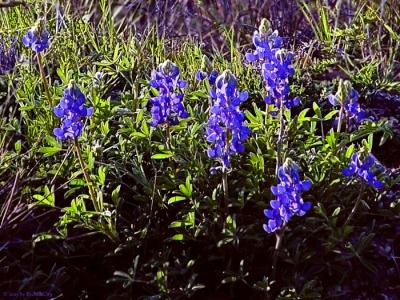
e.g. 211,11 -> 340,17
36,52 -> 53,107
74,138 -> 100,212
344,182 -> 365,227
272,227 -> 285,279
276,99 -> 285,174
222,167 -> 229,209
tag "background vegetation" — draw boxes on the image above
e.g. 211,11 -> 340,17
0,0 -> 399,299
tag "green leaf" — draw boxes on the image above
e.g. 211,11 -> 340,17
345,144 -> 355,158
190,123 -> 201,139
171,234 -> 184,241
323,110 -> 338,121
167,196 -> 186,204
98,166 -> 107,185
111,185 -> 121,206
19,105 -> 35,111
221,276 -> 238,284
179,184 -> 190,197
46,136 -> 61,147
70,178 -> 85,186
39,146 -> 61,157
325,131 -> 337,149
32,186 -> 55,207
245,110 -> 261,125
298,108 -> 310,123
14,140 -> 21,152
186,211 -> 195,226
113,43 -> 120,61
136,109 -> 144,123
151,152 -> 174,159
178,174 -> 192,197
132,132 -> 147,139
169,221 -> 191,228
87,150 -> 95,171
312,102 -> 322,119
384,23 -> 399,40
367,134 -> 374,152
33,233 -> 63,247
331,207 -> 341,217
379,131 -> 391,146
169,221 -> 184,228
141,121 -> 150,136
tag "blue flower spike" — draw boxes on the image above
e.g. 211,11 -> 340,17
206,70 -> 251,173
0,35 -> 17,75
149,60 -> 189,127
263,159 -> 312,233
53,80 -> 94,141
22,18 -> 51,53
247,18 -> 299,113
195,55 -> 219,86
343,152 -> 384,189
327,80 -> 366,130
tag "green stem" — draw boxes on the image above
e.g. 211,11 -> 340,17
344,182 -> 365,227
36,52 -> 53,108
165,125 -> 172,150
272,99 -> 286,279
265,103 -> 269,125
336,106 -> 344,133
276,100 -> 285,174
222,168 -> 228,208
320,120 -> 325,140
73,139 -> 100,212
272,227 -> 285,280
221,126 -> 232,210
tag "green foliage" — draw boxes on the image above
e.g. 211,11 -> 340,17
0,1 -> 399,299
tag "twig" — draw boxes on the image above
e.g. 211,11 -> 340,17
0,171 -> 19,229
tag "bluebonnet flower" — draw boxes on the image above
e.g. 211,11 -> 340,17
246,19 -> 299,112
22,18 -> 50,53
206,70 -> 250,173
195,55 -> 219,85
0,36 -> 17,75
245,19 -> 282,64
343,152 -> 384,189
263,159 -> 312,233
328,83 -> 366,130
53,81 -> 94,140
195,69 -> 219,85
149,60 -> 189,127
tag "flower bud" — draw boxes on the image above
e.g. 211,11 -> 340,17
160,59 -> 176,76
200,55 -> 212,72
258,18 -> 271,35
68,79 -> 77,90
93,72 -> 105,87
217,69 -> 236,87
